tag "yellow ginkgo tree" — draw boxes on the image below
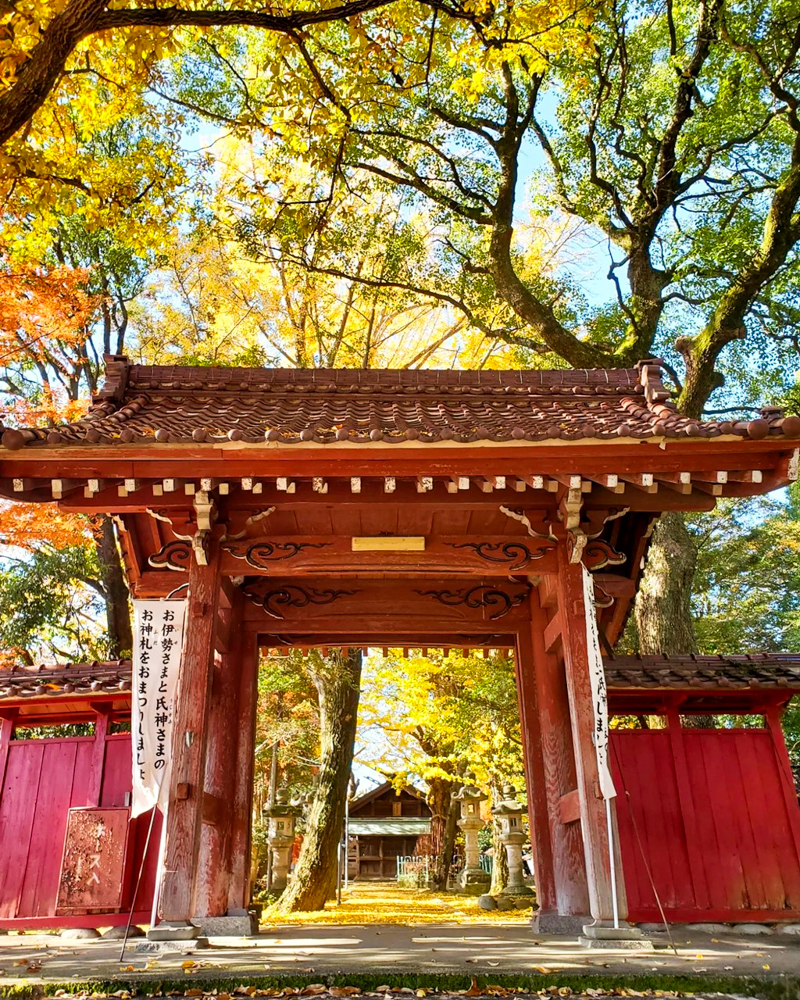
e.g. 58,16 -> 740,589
359,649 -> 526,891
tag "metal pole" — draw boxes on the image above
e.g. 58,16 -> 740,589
336,834 -> 343,905
266,742 -> 279,891
343,792 -> 350,889
605,797 -> 620,930
119,805 -> 159,961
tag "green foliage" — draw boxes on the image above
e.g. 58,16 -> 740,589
685,487 -> 800,772
689,490 -> 800,653
0,544 -> 107,664
13,722 -> 93,739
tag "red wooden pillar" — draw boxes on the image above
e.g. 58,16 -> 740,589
158,540 -> 223,927
515,626 -> 556,913
555,542 -> 628,925
522,585 -> 591,930
194,580 -> 244,918
228,631 -> 260,914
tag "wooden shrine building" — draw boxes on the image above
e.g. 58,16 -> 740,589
346,781 -> 432,881
2,357 -> 800,937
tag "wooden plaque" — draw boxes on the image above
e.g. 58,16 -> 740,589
56,807 -> 131,914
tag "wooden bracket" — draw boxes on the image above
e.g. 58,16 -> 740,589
557,789 -> 581,824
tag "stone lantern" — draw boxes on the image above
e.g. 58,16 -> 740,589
491,783 -> 533,897
264,789 -> 302,895
454,776 -> 490,893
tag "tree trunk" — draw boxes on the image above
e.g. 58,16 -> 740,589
489,780 -> 508,894
427,776 -> 451,890
427,775 -> 457,890
634,512 -> 698,656
633,512 -> 714,727
277,648 -> 362,912
94,515 -> 132,658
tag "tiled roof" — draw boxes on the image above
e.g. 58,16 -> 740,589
0,661 -> 131,699
605,654 -> 800,691
3,356 -> 798,450
348,818 -> 431,836
3,654 -> 799,702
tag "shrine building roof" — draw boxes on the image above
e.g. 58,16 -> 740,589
3,653 -> 798,714
3,356 -> 799,450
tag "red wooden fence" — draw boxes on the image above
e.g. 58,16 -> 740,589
611,726 -> 800,923
3,723 -> 800,928
0,732 -> 159,929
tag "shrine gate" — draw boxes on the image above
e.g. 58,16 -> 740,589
1,357 -> 799,937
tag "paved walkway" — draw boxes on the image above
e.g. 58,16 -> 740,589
1,922 -> 799,986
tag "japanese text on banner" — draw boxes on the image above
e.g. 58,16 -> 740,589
131,599 -> 186,817
581,565 -> 616,800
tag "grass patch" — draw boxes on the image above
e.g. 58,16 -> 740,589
1,971 -> 798,1000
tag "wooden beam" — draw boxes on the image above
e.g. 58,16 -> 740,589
221,534 -> 557,577
242,577 -> 531,632
619,473 -> 657,493
543,610 -> 564,653
656,472 -> 692,494
585,474 -> 624,494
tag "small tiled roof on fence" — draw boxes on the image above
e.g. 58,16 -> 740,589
2,654 -> 799,703
0,660 -> 131,699
605,653 -> 800,691
3,356 -> 799,450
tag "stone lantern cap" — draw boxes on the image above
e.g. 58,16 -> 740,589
264,788 -> 303,818
454,775 -> 488,803
491,784 -> 525,817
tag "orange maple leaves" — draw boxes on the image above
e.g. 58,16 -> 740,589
0,257 -> 95,369
1,255 -> 97,554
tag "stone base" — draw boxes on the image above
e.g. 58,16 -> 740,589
531,911 -> 590,935
580,923 -> 653,950
500,885 -> 533,897
60,927 -> 101,940
196,913 -> 259,937
101,925 -> 146,940
147,921 -> 201,941
135,938 -> 210,953
459,869 -> 491,894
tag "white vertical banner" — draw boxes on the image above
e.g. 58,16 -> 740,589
582,564 -> 621,928
581,565 -> 616,800
131,599 -> 186,818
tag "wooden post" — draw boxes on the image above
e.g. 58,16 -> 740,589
227,630 -> 260,914
195,580 -> 244,917
87,707 -> 110,807
158,541 -> 223,926
515,627 -> 557,912
555,541 -> 627,924
765,706 -> 800,864
522,586 -> 591,926
0,711 -> 16,792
